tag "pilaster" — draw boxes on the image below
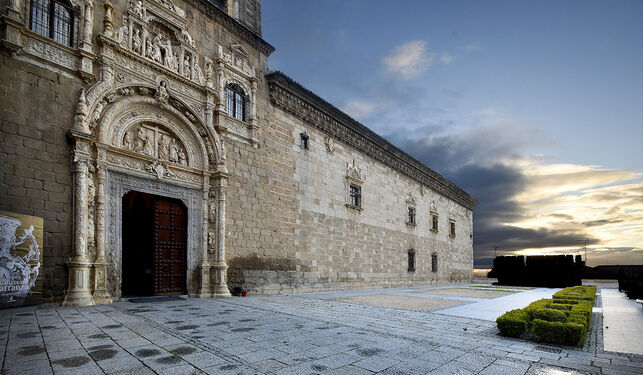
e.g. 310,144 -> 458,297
212,173 -> 231,297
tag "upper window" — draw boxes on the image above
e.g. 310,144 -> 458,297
349,184 -> 361,208
407,206 -> 416,225
300,133 -> 309,149
431,212 -> 439,232
30,0 -> 74,47
449,220 -> 456,237
225,84 -> 246,121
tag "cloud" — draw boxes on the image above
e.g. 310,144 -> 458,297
440,52 -> 455,65
383,40 -> 434,78
384,122 -> 643,267
341,99 -> 390,120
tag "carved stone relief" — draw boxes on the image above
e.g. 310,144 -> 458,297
122,123 -> 188,166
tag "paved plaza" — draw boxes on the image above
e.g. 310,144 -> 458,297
1,284 -> 642,374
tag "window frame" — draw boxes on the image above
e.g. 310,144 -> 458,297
407,249 -> 416,273
431,252 -> 438,273
299,132 -> 309,150
348,184 -> 362,208
30,0 -> 75,47
406,206 -> 416,226
225,83 -> 247,122
449,219 -> 456,238
430,211 -> 439,233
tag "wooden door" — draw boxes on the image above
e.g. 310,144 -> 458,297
153,198 -> 187,295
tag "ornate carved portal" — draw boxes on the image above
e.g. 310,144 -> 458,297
63,0 -> 234,305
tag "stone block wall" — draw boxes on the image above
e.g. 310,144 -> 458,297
225,102 -> 474,294
0,52 -> 81,300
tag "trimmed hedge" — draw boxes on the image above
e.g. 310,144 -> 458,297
497,309 -> 528,337
496,286 -> 596,346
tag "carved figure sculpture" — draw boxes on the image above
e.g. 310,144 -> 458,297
145,38 -> 153,59
163,39 -> 175,70
154,81 -> 169,103
177,148 -> 186,165
143,130 -> 154,156
116,24 -> 128,47
169,138 -> 179,163
132,28 -> 142,55
194,61 -> 204,84
123,130 -> 133,150
132,0 -> 145,19
133,127 -> 145,152
151,35 -> 163,63
181,30 -> 195,48
158,135 -> 168,160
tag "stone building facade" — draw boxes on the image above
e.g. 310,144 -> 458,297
0,0 -> 477,305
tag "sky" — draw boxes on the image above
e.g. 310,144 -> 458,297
261,0 -> 643,267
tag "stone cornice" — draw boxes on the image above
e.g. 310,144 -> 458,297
265,71 -> 478,211
186,0 -> 275,56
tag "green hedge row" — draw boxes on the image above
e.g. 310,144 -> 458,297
496,285 -> 596,346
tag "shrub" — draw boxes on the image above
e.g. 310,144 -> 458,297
496,286 -> 596,346
553,286 -> 596,301
532,319 -> 585,346
496,309 -> 528,337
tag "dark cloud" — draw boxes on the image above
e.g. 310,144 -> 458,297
385,129 -> 600,266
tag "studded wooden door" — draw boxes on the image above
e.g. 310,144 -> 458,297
153,198 -> 187,295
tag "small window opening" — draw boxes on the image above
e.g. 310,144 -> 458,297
431,253 -> 438,273
407,249 -> 416,272
431,213 -> 439,232
300,133 -> 309,149
450,220 -> 456,237
407,207 -> 416,225
349,184 -> 361,208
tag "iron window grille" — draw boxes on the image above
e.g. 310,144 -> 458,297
407,207 -> 416,224
431,253 -> 438,273
407,249 -> 416,272
450,220 -> 456,237
30,0 -> 75,47
300,133 -> 309,149
225,84 -> 247,121
349,184 -> 361,208
431,213 -> 439,232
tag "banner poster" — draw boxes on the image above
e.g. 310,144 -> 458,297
0,211 -> 43,308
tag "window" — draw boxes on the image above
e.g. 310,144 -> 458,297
407,206 -> 416,225
225,83 -> 246,121
407,249 -> 415,272
349,184 -> 361,208
207,0 -> 226,11
431,253 -> 438,273
431,212 -> 439,232
30,0 -> 74,47
300,133 -> 309,149
449,220 -> 456,237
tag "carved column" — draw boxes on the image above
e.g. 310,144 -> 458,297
63,131 -> 96,306
79,0 -> 96,82
103,0 -> 114,38
249,79 -> 259,145
212,173 -> 231,297
92,148 -> 112,303
196,181 -> 212,298
1,0 -> 25,52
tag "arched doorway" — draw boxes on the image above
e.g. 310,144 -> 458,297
122,191 -> 188,296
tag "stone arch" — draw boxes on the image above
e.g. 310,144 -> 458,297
87,84 -> 225,168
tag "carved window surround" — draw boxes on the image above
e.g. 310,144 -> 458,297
11,27 -> 96,80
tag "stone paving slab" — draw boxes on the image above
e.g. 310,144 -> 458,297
601,288 -> 643,355
334,294 -> 468,311
2,285 -> 643,374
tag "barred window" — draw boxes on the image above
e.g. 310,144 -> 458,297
431,213 -> 439,232
30,0 -> 74,47
407,249 -> 415,272
225,83 -> 246,121
349,184 -> 361,208
431,253 -> 438,273
450,220 -> 456,237
407,206 -> 416,224
300,133 -> 309,149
